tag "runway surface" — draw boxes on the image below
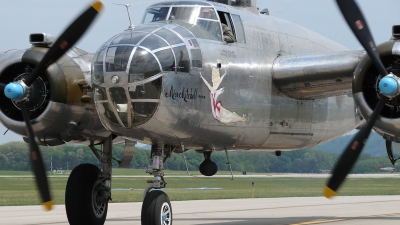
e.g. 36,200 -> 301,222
1,173 -> 399,178
1,195 -> 399,225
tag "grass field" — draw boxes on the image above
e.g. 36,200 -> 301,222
0,168 -> 259,176
0,170 -> 399,206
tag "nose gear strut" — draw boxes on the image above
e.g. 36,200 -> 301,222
143,145 -> 167,199
141,144 -> 173,225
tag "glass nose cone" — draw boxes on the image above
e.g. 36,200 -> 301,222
91,24 -> 199,129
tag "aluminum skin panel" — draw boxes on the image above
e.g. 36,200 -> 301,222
91,1 -> 361,151
272,51 -> 365,100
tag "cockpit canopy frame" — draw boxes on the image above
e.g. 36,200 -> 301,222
142,1 -> 228,42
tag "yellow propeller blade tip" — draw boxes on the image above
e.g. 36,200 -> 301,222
323,186 -> 336,199
92,1 -> 104,13
43,200 -> 54,211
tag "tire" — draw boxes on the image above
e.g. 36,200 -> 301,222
141,190 -> 172,225
199,159 -> 218,176
65,163 -> 108,225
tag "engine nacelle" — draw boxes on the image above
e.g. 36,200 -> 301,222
353,39 -> 400,141
0,46 -> 111,146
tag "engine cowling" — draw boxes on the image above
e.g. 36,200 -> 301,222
353,39 -> 400,141
0,46 -> 111,146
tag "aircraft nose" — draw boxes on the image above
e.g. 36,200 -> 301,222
90,24 -> 199,128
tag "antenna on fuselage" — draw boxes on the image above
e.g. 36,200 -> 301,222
113,3 -> 136,29
114,1 -> 168,30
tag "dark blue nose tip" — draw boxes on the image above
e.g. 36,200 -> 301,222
4,83 -> 24,100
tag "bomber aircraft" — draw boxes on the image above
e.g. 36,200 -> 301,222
0,0 -> 399,224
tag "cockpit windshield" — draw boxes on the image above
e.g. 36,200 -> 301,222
143,7 -> 170,23
142,6 -> 222,41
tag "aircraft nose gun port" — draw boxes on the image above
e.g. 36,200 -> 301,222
91,24 -> 193,129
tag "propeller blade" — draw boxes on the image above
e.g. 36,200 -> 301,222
0,1 -> 104,210
2,2 -> 102,96
336,0 -> 387,77
24,1 -> 103,86
20,102 -> 53,210
324,96 -> 387,198
324,0 -> 393,199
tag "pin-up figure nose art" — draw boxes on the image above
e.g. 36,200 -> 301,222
200,67 -> 246,124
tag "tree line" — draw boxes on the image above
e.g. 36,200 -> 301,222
0,141 -> 395,173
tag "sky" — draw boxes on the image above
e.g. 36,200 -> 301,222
0,0 -> 398,144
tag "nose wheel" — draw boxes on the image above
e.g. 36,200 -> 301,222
142,145 -> 173,225
141,190 -> 172,225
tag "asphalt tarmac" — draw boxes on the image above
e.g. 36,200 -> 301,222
1,195 -> 399,225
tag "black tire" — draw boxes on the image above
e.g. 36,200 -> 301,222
199,159 -> 218,176
65,163 -> 108,225
141,190 -> 172,225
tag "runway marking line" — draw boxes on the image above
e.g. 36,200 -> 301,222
290,219 -> 345,225
290,213 -> 400,225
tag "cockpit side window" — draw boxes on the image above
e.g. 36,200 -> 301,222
198,7 -> 218,19
231,14 -> 246,43
196,7 -> 222,41
216,11 -> 235,43
169,7 -> 198,23
214,11 -> 246,44
222,13 -> 234,35
143,7 -> 170,23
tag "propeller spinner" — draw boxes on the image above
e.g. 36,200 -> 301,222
0,1 -> 103,210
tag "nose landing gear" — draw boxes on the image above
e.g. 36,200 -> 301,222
141,145 -> 173,225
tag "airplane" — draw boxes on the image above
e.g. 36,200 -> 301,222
378,166 -> 396,173
0,0 -> 399,224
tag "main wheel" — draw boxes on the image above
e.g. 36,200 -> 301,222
141,190 -> 172,225
65,163 -> 108,225
199,159 -> 218,176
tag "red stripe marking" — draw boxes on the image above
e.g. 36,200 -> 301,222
351,141 -> 358,150
60,41 -> 69,50
355,20 -> 364,30
31,152 -> 37,161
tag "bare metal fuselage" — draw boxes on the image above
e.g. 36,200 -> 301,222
103,4 -> 361,151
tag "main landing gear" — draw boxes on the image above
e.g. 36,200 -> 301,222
64,138 -> 173,225
65,136 -> 113,225
141,145 -> 173,225
65,164 -> 108,225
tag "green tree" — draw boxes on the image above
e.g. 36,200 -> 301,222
0,153 -> 8,170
